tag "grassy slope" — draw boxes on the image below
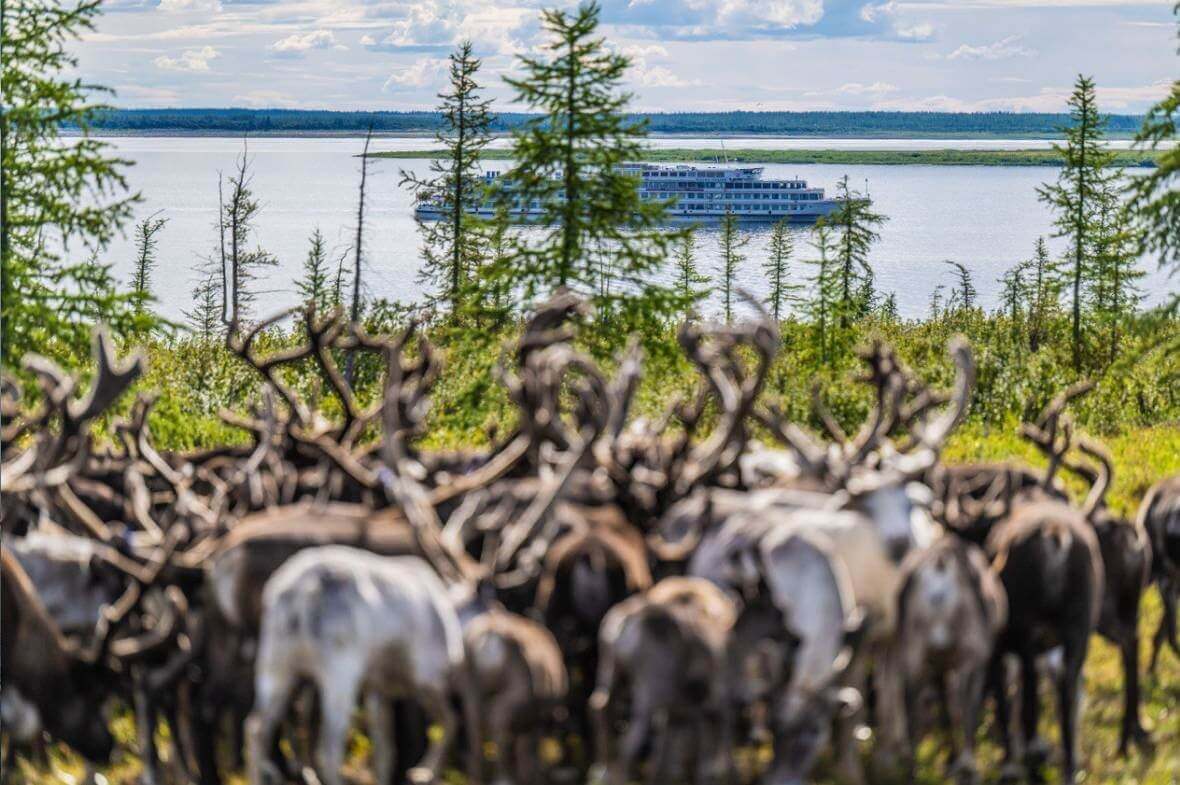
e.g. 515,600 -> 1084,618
367,148 -> 1163,167
11,424 -> 1179,785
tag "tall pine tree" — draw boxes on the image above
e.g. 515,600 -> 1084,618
1126,5 -> 1180,275
763,218 -> 800,322
130,211 -> 167,316
402,41 -> 494,318
673,230 -> 708,315
222,143 -> 277,328
717,211 -> 746,324
1037,74 -> 1116,369
806,223 -> 839,361
1089,192 -> 1144,363
1027,237 -> 1056,352
491,1 -> 686,327
827,175 -> 886,328
1,0 -> 153,363
296,227 -> 333,312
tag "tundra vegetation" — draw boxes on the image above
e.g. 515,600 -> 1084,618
1,2 -> 1179,785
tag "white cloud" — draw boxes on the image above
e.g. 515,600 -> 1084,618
947,34 -> 1036,60
157,0 -> 221,12
153,45 -> 219,72
859,1 -> 934,41
383,57 -> 447,89
633,65 -> 701,88
270,30 -> 344,55
895,22 -> 934,40
363,3 -> 536,55
837,81 -> 900,95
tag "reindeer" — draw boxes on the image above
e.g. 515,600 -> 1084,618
895,536 -> 1007,785
590,577 -> 741,785
1017,388 -> 1152,755
1140,473 -> 1180,674
245,310 -> 592,785
984,386 -> 1106,785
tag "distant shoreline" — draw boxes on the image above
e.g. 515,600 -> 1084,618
67,108 -> 1146,139
366,148 -> 1161,167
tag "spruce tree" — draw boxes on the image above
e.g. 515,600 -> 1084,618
492,1 -> 686,326
1,0 -> 153,363
1027,237 -> 1056,352
998,261 -> 1029,324
763,218 -> 801,322
1037,74 -> 1116,369
222,143 -> 277,328
929,284 -> 945,320
944,260 -> 977,313
130,211 -> 167,315
1126,6 -> 1179,274
806,223 -> 839,361
296,227 -> 333,312
673,231 -> 708,314
1089,194 -> 1144,363
879,292 -> 900,323
828,175 -> 886,328
717,211 -> 746,324
185,271 -> 221,341
401,41 -> 494,317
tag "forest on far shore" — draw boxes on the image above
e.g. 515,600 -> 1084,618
72,107 -> 1148,137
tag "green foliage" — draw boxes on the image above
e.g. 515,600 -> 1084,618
374,147 -> 1166,167
943,260 -> 978,313
129,211 -> 166,316
81,107 -> 1151,139
1037,74 -> 1118,370
826,175 -> 887,328
1126,7 -> 1180,275
804,223 -> 840,361
401,42 -> 495,318
222,144 -> 277,325
184,271 -> 221,341
488,1 -> 689,331
763,219 -> 802,323
717,212 -> 747,324
296,227 -> 334,313
672,231 -> 709,315
0,0 -> 155,365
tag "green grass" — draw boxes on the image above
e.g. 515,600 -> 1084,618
9,425 -> 1179,785
366,147 -> 1164,167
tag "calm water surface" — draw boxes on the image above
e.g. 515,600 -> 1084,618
98,136 -> 1175,323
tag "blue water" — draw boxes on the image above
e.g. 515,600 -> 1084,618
94,136 -> 1175,324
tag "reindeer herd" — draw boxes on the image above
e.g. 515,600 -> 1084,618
1,293 -> 1178,785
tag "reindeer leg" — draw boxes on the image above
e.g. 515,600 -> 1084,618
1018,647 -> 1051,776
409,687 -> 457,785
1056,645 -> 1086,785
988,654 -> 1021,784
610,701 -> 651,785
949,667 -> 984,785
1152,582 -> 1180,674
313,665 -> 362,785
132,668 -> 161,785
245,668 -> 299,785
1118,631 -> 1150,755
365,691 -> 397,785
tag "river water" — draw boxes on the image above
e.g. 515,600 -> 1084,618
96,135 -> 1174,323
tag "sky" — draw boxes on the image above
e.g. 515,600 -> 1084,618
79,0 -> 1178,113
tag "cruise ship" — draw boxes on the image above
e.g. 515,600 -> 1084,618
412,163 -> 841,223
